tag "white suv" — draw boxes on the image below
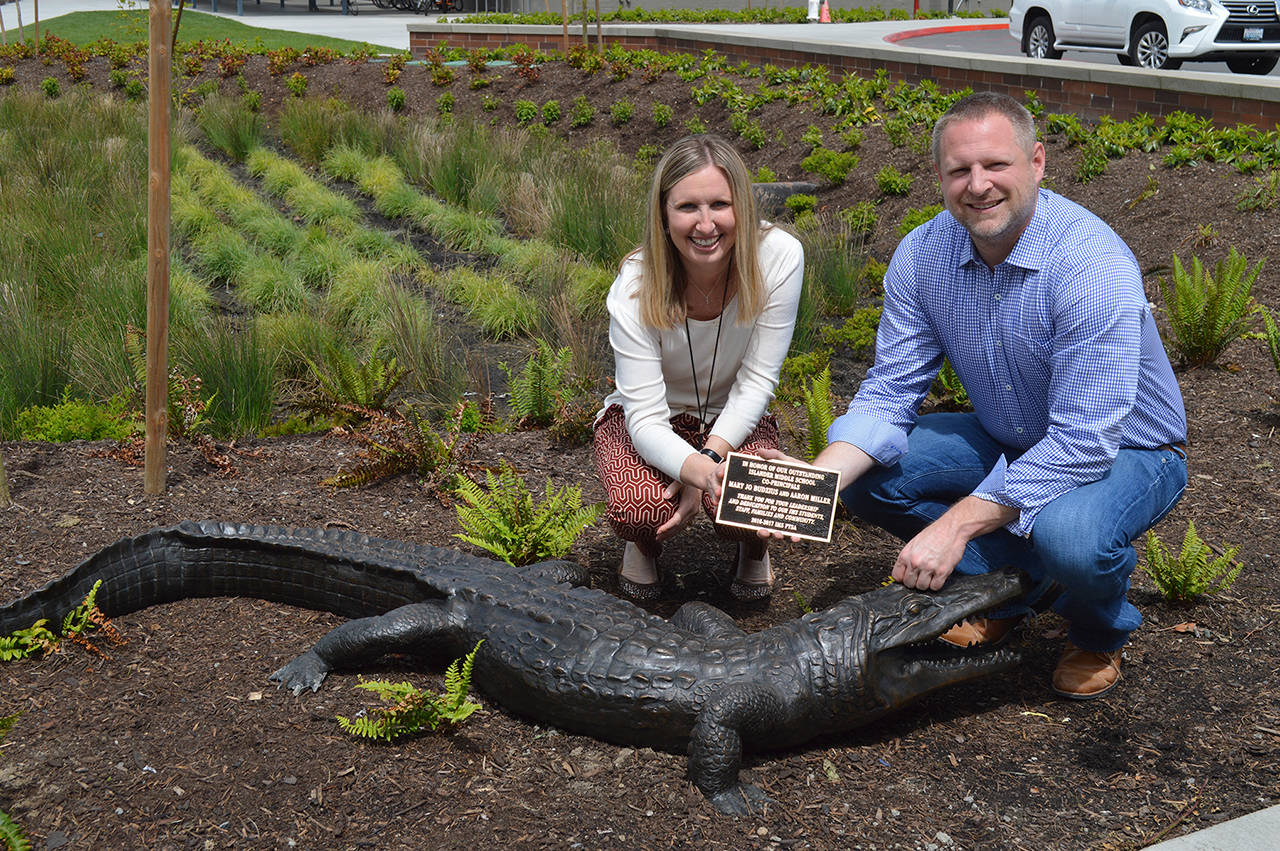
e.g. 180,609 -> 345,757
1009,0 -> 1280,74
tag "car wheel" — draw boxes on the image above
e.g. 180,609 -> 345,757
1025,15 -> 1063,60
1226,55 -> 1279,75
1130,22 -> 1183,70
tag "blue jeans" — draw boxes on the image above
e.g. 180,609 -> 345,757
841,413 -> 1187,652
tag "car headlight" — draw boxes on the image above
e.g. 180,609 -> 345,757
1176,0 -> 1214,12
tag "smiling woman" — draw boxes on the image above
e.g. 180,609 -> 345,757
591,134 -> 804,603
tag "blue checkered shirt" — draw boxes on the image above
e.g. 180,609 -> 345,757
829,189 -> 1187,537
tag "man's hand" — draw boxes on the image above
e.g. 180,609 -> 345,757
892,496 -> 1019,591
892,521 -> 968,590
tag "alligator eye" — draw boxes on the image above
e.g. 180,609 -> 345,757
905,600 -> 925,615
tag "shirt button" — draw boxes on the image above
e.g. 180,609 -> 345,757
996,340 -> 1003,347
993,293 -> 1001,300
1016,427 -> 1024,434
1005,384 -> 1012,391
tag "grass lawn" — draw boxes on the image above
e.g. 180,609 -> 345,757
38,9 -> 398,53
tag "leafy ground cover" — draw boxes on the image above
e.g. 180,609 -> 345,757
0,45 -> 1278,850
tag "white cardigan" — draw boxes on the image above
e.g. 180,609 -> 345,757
598,226 -> 804,481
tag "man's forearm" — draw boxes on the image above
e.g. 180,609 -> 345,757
812,441 -> 879,492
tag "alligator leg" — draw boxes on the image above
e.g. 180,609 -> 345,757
270,601 -> 461,695
671,602 -> 746,639
688,682 -> 784,816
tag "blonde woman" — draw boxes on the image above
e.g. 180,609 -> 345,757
593,135 -> 803,601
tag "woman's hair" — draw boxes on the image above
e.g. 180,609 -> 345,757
634,135 -> 767,329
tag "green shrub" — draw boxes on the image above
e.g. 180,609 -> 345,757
684,116 -> 707,135
1159,248 -> 1262,368
874,165 -> 914,196
753,165 -> 777,183
569,94 -> 595,128
801,147 -> 859,185
15,391 -> 135,442
652,102 -> 673,128
897,203 -> 943,236
819,306 -> 882,356
514,99 -> 538,125
337,642 -> 482,741
387,86 -> 406,112
107,68 -> 127,88
541,99 -> 561,125
285,72 -> 308,98
610,99 -> 634,127
839,201 -> 877,239
482,93 -> 501,111
0,67 -> 14,86
1143,521 -> 1242,603
123,78 -> 145,101
40,76 -> 60,98
635,143 -> 662,170
839,125 -> 865,150
437,91 -> 455,116
785,194 -> 817,216
453,462 -> 603,565
1236,170 -> 1280,212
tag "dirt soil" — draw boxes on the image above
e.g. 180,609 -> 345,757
2,51 -> 1280,850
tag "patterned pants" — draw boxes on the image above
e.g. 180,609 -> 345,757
592,404 -> 780,557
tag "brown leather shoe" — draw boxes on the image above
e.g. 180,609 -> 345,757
1052,643 -> 1123,700
938,615 -> 1023,648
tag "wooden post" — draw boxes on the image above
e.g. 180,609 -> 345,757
32,0 -> 37,48
1,5 -> 8,47
580,0 -> 587,45
0,453 -> 11,509
145,0 -> 172,495
594,0 -> 601,51
555,0 -> 565,54
15,0 -> 23,44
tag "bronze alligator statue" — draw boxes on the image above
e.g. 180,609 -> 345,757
0,521 -> 1032,815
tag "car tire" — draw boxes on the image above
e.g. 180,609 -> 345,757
1226,55 -> 1279,75
1117,53 -> 1136,66
1130,21 -> 1182,70
1025,15 -> 1063,60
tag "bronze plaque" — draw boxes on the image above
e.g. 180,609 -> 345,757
715,452 -> 840,543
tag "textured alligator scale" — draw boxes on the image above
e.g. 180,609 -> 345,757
0,521 -> 1031,815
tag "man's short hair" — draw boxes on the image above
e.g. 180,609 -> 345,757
931,92 -> 1037,165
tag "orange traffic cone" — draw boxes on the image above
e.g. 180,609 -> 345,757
819,0 -> 831,22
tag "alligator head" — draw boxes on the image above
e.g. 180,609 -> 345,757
843,570 -> 1035,714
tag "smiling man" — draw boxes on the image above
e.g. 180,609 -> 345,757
799,92 -> 1188,699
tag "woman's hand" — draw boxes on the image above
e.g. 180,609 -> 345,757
656,479 -> 703,541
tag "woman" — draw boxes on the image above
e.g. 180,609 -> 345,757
593,135 -> 804,601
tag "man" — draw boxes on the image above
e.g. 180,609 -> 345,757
798,92 -> 1187,699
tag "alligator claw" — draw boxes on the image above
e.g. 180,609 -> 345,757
268,652 -> 329,695
708,782 -> 774,817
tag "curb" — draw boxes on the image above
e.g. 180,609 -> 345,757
883,21 -> 1009,43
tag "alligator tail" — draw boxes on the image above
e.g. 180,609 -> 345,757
0,520 -> 455,635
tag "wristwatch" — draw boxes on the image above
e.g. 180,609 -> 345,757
699,447 -> 724,464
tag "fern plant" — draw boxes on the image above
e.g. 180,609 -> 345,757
1260,306 -> 1280,377
1159,248 -> 1263,368
1142,521 -> 1242,604
0,712 -> 30,851
501,339 -> 573,428
800,365 -> 835,462
930,359 -> 971,411
0,581 -> 124,662
323,407 -> 476,497
453,462 -> 603,566
337,641 -> 484,742
301,343 -> 406,425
